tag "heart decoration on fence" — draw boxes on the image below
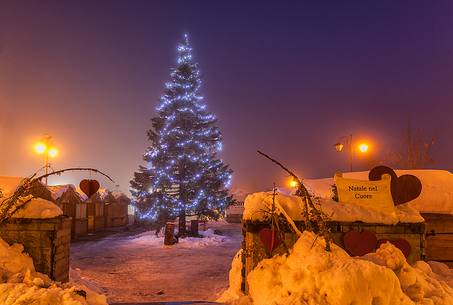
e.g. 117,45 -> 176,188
79,179 -> 100,199
259,228 -> 282,253
369,165 -> 422,205
344,229 -> 411,258
343,229 -> 378,256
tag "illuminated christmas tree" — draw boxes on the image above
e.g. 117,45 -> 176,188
130,34 -> 233,234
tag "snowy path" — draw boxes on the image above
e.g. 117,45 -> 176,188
70,222 -> 242,304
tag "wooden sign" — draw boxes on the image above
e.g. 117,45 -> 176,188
334,173 -> 395,213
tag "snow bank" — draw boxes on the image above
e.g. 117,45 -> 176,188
243,191 -> 424,225
304,170 -> 453,215
130,228 -> 229,248
0,238 -> 107,305
11,198 -> 63,219
217,249 -> 246,304
221,231 -> 453,305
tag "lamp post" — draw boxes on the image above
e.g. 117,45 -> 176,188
34,135 -> 58,185
334,134 -> 353,172
334,135 -> 370,172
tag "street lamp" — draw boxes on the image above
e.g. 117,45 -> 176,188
334,134 -> 353,172
33,135 -> 58,185
334,135 -> 370,172
289,178 -> 298,188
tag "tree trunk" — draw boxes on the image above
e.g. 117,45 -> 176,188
178,210 -> 186,236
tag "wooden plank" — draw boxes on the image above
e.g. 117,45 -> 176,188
425,234 -> 453,261
422,213 -> 453,233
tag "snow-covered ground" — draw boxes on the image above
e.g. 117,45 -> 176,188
70,221 -> 242,304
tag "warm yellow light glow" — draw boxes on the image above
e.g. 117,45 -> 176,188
48,147 -> 58,158
34,142 -> 47,154
358,143 -> 369,153
289,179 -> 298,188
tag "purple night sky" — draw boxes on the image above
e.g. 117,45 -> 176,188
1,1 -> 452,194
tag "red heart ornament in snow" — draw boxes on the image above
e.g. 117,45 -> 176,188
259,228 -> 282,253
377,238 -> 411,258
79,179 -> 100,199
343,230 -> 378,256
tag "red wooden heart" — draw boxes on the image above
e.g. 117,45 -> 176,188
259,228 -> 282,253
79,179 -> 100,198
376,238 -> 390,249
369,166 -> 422,205
343,230 -> 377,256
392,175 -> 422,205
377,238 -> 411,258
392,238 -> 411,258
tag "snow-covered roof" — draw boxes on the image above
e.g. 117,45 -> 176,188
111,191 -> 130,201
12,198 -> 63,219
47,184 -> 77,200
243,191 -> 423,225
304,170 -> 453,215
244,169 -> 453,225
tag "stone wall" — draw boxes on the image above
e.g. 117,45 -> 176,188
0,215 -> 71,282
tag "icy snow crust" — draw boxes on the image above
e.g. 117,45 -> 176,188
0,238 -> 107,305
220,231 -> 453,305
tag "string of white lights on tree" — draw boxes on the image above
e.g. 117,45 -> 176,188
130,34 -> 233,223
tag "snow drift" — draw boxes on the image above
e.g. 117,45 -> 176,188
220,231 -> 453,305
0,238 -> 107,305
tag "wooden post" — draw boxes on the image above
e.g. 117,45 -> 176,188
164,223 -> 177,245
178,210 -> 186,236
190,220 -> 199,236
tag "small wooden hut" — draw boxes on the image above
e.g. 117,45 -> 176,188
86,191 -> 106,232
104,192 -> 130,227
48,185 -> 87,239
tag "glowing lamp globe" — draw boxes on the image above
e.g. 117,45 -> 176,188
289,179 -> 298,188
48,147 -> 58,158
34,142 -> 47,154
334,142 -> 344,152
359,143 -> 369,153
